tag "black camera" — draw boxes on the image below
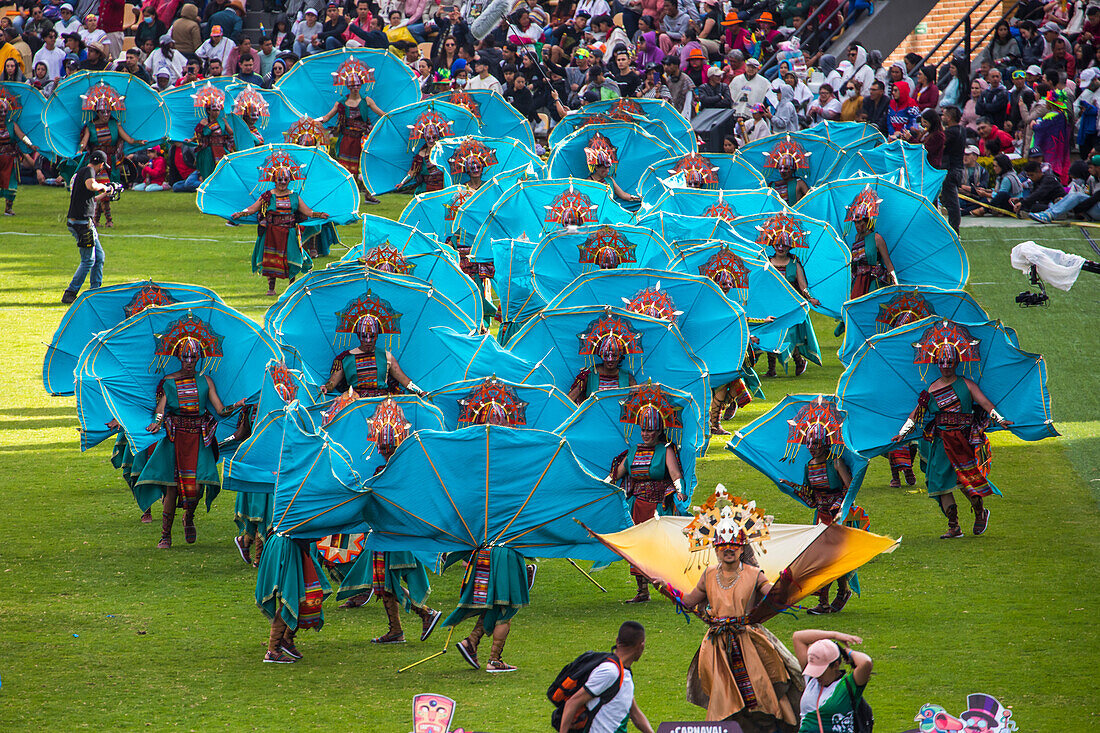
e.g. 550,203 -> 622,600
1016,264 -> 1048,307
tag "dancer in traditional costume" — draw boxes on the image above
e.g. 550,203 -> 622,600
78,83 -> 141,227
284,117 -> 339,258
137,336 -> 245,549
229,85 -> 268,150
451,544 -> 529,673
845,188 -> 897,300
318,310 -> 427,398
780,424 -> 854,615
404,117 -> 447,194
447,140 -> 495,301
586,140 -> 640,203
232,151 -> 325,296
255,532 -> 331,663
764,216 -> 819,378
332,400 -> 442,643
0,90 -> 36,216
191,83 -> 232,182
892,326 -> 1012,538
608,392 -> 686,604
769,151 -> 808,205
662,493 -> 801,730
320,57 -> 383,203
567,327 -> 638,404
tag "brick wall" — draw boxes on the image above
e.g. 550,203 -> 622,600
886,0 -> 1004,66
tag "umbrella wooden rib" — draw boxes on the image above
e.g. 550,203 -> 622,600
502,489 -> 624,547
369,490 -> 467,544
490,438 -> 565,544
273,444 -> 325,532
414,432 -> 478,545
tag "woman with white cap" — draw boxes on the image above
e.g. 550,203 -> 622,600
792,629 -> 872,732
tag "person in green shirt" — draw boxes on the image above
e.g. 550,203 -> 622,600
793,629 -> 872,733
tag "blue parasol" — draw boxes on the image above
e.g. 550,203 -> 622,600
795,175 -> 968,291
836,317 -> 1058,458
542,268 -> 750,386
196,143 -> 361,225
726,394 -> 869,521
359,99 -> 481,194
0,82 -> 49,152
447,164 -> 545,253
838,286 -> 995,366
44,281 -> 222,398
264,268 -> 476,386
428,134 -> 544,188
416,326 -> 556,391
43,71 -> 168,158
224,82 -> 304,150
321,394 -> 446,477
556,383 -> 704,503
491,237 -> 541,343
736,131 -> 846,188
465,178 -> 633,266
641,187 -> 789,223
428,376 -> 575,432
74,300 -> 284,454
430,89 -> 536,150
802,120 -> 885,151
273,47 -> 419,120
546,122 -> 677,199
398,184 -> 471,245
160,76 -> 237,143
833,140 -> 946,202
723,212 -> 851,319
557,97 -> 696,152
637,152 -> 767,200
507,305 -> 711,437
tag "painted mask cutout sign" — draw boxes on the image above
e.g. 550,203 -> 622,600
412,693 -> 467,733
901,693 -> 1017,733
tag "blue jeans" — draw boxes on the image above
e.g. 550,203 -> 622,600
324,36 -> 343,50
1044,191 -> 1089,219
173,171 -> 201,192
66,219 -> 105,293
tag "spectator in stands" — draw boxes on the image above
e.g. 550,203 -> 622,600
939,55 -> 968,109
636,63 -> 670,100
581,64 -> 620,102
207,0 -> 245,44
175,58 -> 202,86
504,71 -> 538,122
978,20 -> 1021,72
0,29 -> 24,78
32,28 -> 64,79
1,55 -> 25,82
783,68 -> 812,111
696,65 -> 732,109
859,79 -> 889,135
78,14 -> 106,48
662,54 -> 693,111
970,153 -> 1022,216
808,82 -> 841,123
1016,21 -> 1044,68
1012,159 -> 1064,213
206,58 -> 223,77
81,40 -> 109,71
24,5 -> 54,48
886,61 -> 913,95
914,65 -> 940,110
255,37 -> 276,76
170,4 -> 201,55
729,57 -> 768,117
344,0 -> 374,48
976,117 -> 1013,155
467,55 -> 502,93
314,2 -> 347,52
147,33 -> 185,83
117,46 -> 151,82
1076,68 -> 1100,159
771,81 -> 799,133
887,80 -> 920,139
683,46 -> 707,87
610,49 -> 641,97
913,107 -> 945,167
958,143 -> 990,215
1043,35 -> 1074,78
198,25 -> 235,68
62,32 -> 86,66
55,4 -> 81,37
658,0 -> 689,55
236,55 -> 263,85
263,57 -> 286,88
634,25 -> 663,69
962,77 -> 986,130
96,0 -> 125,60
29,61 -> 55,95
841,44 -> 876,93
226,34 -> 259,74
134,5 -> 166,51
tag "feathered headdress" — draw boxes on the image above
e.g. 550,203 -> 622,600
622,282 -> 682,323
764,134 -> 810,171
270,361 -> 298,402
545,184 -> 598,227
698,244 -> 750,303
258,150 -> 304,182
80,82 -> 125,122
192,82 -> 225,111
332,57 -> 375,88
0,88 -> 22,117
124,282 -> 178,318
366,398 -> 411,447
442,90 -> 481,119
755,213 -> 807,250
609,98 -> 643,117
784,395 -> 845,462
334,290 -> 402,351
704,191 -> 736,222
457,377 -> 529,426
150,313 -> 224,373
231,85 -> 269,124
577,225 -> 636,268
845,186 -> 882,223
671,153 -> 719,188
578,310 -> 644,371
619,381 -> 682,446
448,138 -> 498,177
912,320 -> 981,378
584,132 -> 618,172
683,485 -> 771,553
875,291 -> 931,332
361,243 -> 415,275
407,108 -> 453,151
284,116 -> 329,147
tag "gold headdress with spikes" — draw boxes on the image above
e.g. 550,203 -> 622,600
683,485 -> 771,552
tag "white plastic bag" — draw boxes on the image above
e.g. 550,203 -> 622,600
1010,241 -> 1086,291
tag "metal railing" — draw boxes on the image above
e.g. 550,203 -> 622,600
918,0 -> 1024,68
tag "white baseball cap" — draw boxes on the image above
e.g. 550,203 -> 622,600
802,639 -> 841,678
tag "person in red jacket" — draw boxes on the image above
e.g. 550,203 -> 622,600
97,0 -> 126,60
976,118 -> 1014,155
132,146 -> 170,191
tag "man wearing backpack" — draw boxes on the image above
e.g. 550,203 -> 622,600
553,621 -> 655,733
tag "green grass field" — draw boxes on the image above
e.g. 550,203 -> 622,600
1,188 -> 1097,731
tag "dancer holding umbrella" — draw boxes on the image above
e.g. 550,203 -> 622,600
0,90 -> 36,216
78,83 -> 142,227
191,83 -> 233,182
320,57 -> 383,202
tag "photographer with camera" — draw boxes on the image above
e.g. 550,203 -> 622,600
792,629 -> 873,732
61,150 -> 119,305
